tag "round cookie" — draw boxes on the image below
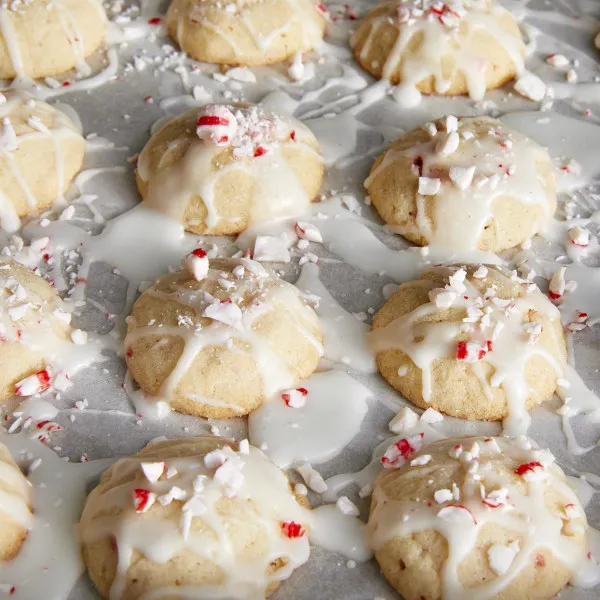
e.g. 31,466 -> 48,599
0,90 -> 85,232
167,0 -> 326,67
80,436 -> 311,600
368,435 -> 589,600
351,0 -> 525,103
370,264 -> 566,431
0,0 -> 106,80
0,441 -> 33,560
365,115 -> 556,252
125,255 -> 323,418
0,258 -> 77,401
136,103 -> 324,236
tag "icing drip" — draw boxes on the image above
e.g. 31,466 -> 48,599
365,116 -> 556,252
352,0 -> 525,104
124,256 -> 323,417
368,436 -> 597,598
137,104 -> 322,233
369,265 -> 566,435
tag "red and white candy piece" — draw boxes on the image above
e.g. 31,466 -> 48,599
184,248 -> 209,281
482,487 -> 508,508
515,461 -> 545,481
281,387 -> 308,408
281,521 -> 306,538
196,105 -> 237,146
204,299 -> 243,329
568,226 -> 590,248
133,488 -> 156,513
295,222 -> 323,243
15,370 -> 52,396
381,433 -> 424,469
455,340 -> 491,362
437,504 -> 477,525
548,266 -> 566,300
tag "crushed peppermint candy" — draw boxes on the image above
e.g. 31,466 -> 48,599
184,248 -> 209,281
281,387 -> 308,408
381,433 -> 424,468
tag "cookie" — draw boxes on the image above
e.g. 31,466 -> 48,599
0,90 -> 85,232
136,103 -> 324,236
368,435 -> 589,600
167,0 -> 325,67
351,0 -> 525,103
0,258 -> 75,402
80,436 -> 310,600
370,264 -> 566,430
0,0 -> 106,80
125,255 -> 323,418
365,116 -> 556,252
0,441 -> 33,560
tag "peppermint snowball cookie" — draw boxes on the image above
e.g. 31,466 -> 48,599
80,436 -> 311,600
368,436 -> 591,600
0,0 -> 106,80
0,90 -> 85,232
370,264 -> 566,433
365,115 -> 556,252
0,442 -> 33,560
137,104 -> 324,236
0,258 -> 79,402
125,255 -> 323,418
167,0 -> 326,67
351,0 -> 525,104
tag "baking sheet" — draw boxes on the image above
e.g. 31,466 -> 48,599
1,0 -> 600,598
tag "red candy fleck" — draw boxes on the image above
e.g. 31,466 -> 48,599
133,488 -> 155,513
456,341 -> 468,360
548,290 -> 561,300
290,130 -> 296,141
515,461 -> 543,476
281,521 -> 305,538
191,248 -> 207,259
254,146 -> 268,158
148,17 -> 161,25
535,554 -> 546,568
197,115 -> 230,128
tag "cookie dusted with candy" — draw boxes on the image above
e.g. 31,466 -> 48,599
136,104 -> 324,235
0,0 -> 106,80
368,435 -> 592,600
80,436 -> 311,599
370,264 -> 566,433
352,0 -> 525,104
125,256 -> 323,418
365,116 -> 556,252
167,0 -> 326,66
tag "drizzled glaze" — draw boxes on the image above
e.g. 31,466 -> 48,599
0,90 -> 84,232
352,0 -> 525,105
136,103 -> 323,235
369,264 -> 566,435
368,436 -> 598,599
365,115 -> 556,252
79,437 -> 311,600
125,256 -> 323,418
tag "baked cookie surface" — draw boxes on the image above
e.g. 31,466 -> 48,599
370,264 -> 566,431
136,103 -> 324,235
368,435 -> 589,600
125,255 -> 323,418
167,0 -> 326,66
365,115 -> 556,252
351,0 -> 525,103
80,436 -> 310,600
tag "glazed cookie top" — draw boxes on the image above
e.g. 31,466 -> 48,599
365,115 -> 556,252
137,103 -> 323,235
352,0 -> 525,102
79,436 -> 311,600
0,89 -> 84,232
368,435 -> 590,597
370,264 -> 566,434
125,254 -> 323,414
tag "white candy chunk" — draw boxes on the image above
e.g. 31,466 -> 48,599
214,459 -> 244,497
429,288 -> 457,309
449,166 -> 476,190
446,115 -> 458,132
204,300 -> 243,329
295,221 -> 323,243
53,309 -> 72,326
336,496 -> 360,516
225,67 -> 257,83
418,177 -> 441,195
568,226 -> 590,247
71,329 -> 88,345
424,122 -> 438,137
472,265 -> 488,279
566,69 -> 577,83
434,489 -> 454,504
410,454 -> 432,466
546,54 -> 569,68
196,104 -> 237,146
141,462 -> 165,483
341,194 -> 362,215
389,406 -> 419,434
448,268 -> 466,293
549,266 -> 566,299
397,364 -> 409,377
436,131 -> 460,156
238,439 -> 250,454
297,462 -> 328,493
514,72 -> 547,102
488,542 -> 519,575
184,249 -> 209,281
288,51 -> 305,81
420,407 -> 443,423
253,235 -> 291,263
